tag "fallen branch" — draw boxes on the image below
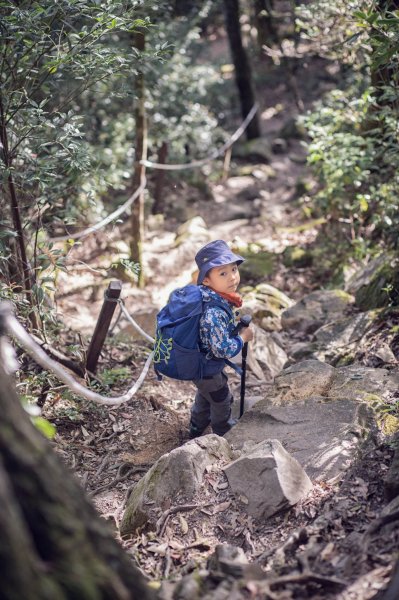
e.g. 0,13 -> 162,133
269,571 -> 347,590
31,334 -> 85,377
156,503 -> 211,537
366,509 -> 399,537
89,464 -> 148,497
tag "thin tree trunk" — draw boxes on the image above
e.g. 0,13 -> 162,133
223,0 -> 261,140
151,141 -> 168,215
130,31 -> 147,289
253,0 -> 278,50
0,99 -> 38,329
0,360 -> 155,600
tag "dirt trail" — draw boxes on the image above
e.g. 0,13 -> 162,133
49,37 -> 335,520
38,31 -> 399,600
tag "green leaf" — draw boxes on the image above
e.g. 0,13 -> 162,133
32,416 -> 56,439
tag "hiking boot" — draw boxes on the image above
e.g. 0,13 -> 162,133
188,423 -> 204,439
213,417 -> 238,437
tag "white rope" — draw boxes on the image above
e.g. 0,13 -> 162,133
3,308 -> 153,406
141,103 -> 259,170
119,301 -> 155,343
50,177 -> 147,243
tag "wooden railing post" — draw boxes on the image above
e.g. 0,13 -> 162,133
86,281 -> 122,373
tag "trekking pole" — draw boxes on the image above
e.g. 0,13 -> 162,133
232,315 -> 252,418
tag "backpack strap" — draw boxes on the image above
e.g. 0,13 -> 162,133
202,295 -> 243,375
224,359 -> 243,376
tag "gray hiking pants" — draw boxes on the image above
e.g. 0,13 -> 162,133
191,370 -> 235,436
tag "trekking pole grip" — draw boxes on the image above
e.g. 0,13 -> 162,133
232,314 -> 252,337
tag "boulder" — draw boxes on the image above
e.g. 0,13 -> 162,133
120,435 -> 233,535
384,433 -> 399,501
282,246 -> 313,268
345,254 -> 389,296
352,254 -> 399,310
226,396 -> 374,481
223,439 -> 312,519
238,251 -> 276,282
311,312 -> 374,364
226,359 -> 399,481
272,359 -> 335,404
247,324 -> 288,380
232,139 -> 272,163
281,290 -> 354,333
329,364 -> 399,401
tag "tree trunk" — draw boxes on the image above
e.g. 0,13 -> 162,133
151,142 -> 168,215
130,31 -> 147,289
223,0 -> 261,140
0,99 -> 39,329
0,360 -> 155,600
253,0 -> 278,50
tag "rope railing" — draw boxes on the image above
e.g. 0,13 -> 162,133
119,300 -> 155,344
0,302 -> 153,406
48,104 -> 258,244
140,103 -> 259,171
50,177 -> 147,243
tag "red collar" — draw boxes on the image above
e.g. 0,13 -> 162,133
208,287 -> 243,308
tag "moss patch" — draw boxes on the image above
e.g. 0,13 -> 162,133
282,246 -> 313,268
239,250 -> 276,282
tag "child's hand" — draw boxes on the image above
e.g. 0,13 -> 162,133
240,326 -> 254,344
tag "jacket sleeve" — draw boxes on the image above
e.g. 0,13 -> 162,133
199,306 -> 243,359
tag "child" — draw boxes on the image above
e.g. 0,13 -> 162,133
189,239 -> 254,438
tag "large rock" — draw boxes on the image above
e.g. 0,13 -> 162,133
247,324 -> 288,380
352,254 -> 399,310
232,139 -> 272,163
272,359 -> 335,404
384,433 -> 399,501
242,282 -> 294,331
120,435 -> 233,535
224,439 -> 312,518
226,360 -> 399,481
226,396 -> 373,481
310,312 -> 374,365
238,251 -> 276,282
281,290 -> 354,333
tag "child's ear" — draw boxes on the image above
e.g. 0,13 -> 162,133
202,275 -> 210,286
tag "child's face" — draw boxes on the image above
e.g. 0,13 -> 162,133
202,262 -> 240,294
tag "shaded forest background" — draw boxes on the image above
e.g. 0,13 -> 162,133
2,0 -> 399,323
2,0 -> 399,598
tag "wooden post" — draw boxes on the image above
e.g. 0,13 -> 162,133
222,146 -> 232,182
86,281 -> 122,373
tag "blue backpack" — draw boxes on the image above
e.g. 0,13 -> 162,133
153,284 -> 234,380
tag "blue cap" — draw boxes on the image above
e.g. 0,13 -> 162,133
195,240 -> 245,285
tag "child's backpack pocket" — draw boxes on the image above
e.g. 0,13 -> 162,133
172,341 -> 203,380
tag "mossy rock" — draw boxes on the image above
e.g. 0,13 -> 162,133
279,117 -> 307,140
355,256 -> 399,310
378,413 -> 399,436
239,250 -> 276,282
282,246 -> 313,268
231,138 -> 272,163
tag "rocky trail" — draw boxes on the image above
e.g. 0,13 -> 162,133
43,48 -> 399,600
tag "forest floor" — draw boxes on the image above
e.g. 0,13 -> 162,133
40,37 -> 399,600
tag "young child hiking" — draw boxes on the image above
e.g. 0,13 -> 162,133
189,239 -> 254,438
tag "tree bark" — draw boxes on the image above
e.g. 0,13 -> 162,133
151,141 -> 168,215
223,0 -> 261,140
253,0 -> 278,50
130,31 -> 147,289
0,360 -> 155,600
0,98 -> 38,329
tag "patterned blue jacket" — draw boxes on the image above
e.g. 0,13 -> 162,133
199,286 -> 243,359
